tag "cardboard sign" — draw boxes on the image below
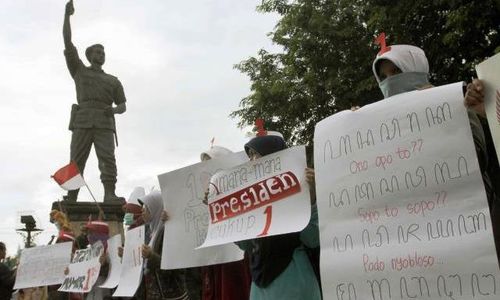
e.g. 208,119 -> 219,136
113,225 -> 145,297
158,151 -> 247,269
99,234 -> 123,288
14,242 -> 72,289
476,53 -> 500,163
59,241 -> 104,293
58,256 -> 101,293
72,241 -> 104,263
200,146 -> 310,248
314,83 -> 500,299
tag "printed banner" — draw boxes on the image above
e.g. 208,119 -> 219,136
476,53 -> 500,163
314,83 -> 500,299
99,234 -> 123,288
113,225 -> 145,297
200,146 -> 310,248
14,242 -> 72,289
158,151 -> 247,269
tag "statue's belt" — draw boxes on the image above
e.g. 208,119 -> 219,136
77,101 -> 112,110
73,101 -> 119,147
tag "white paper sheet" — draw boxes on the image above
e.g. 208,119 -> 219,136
158,151 -> 247,269
14,242 -> 72,289
314,83 -> 500,299
200,146 -> 310,248
99,234 -> 123,288
476,53 -> 500,163
113,225 -> 145,297
58,256 -> 101,293
71,240 -> 104,263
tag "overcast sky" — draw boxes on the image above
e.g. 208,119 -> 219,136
0,0 -> 280,254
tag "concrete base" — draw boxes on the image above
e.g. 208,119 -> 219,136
51,200 -> 125,238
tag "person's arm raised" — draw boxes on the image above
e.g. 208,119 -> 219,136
63,0 -> 75,49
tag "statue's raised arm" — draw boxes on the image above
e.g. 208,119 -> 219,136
63,0 -> 83,78
63,0 -> 74,48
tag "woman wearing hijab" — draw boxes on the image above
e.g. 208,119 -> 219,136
140,190 -> 190,300
199,145 -> 252,300
235,133 -> 321,300
372,43 -> 500,261
123,187 -> 146,230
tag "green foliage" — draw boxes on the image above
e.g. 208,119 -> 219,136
4,256 -> 18,270
367,0 -> 500,85
232,0 -> 500,153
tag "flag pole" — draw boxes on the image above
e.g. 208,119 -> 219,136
69,161 -> 104,219
84,183 -> 105,219
56,198 -> 67,215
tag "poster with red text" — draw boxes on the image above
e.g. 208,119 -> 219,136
199,146 -> 311,247
113,225 -> 144,297
58,241 -> 104,293
158,151 -> 247,269
58,256 -> 101,293
314,83 -> 500,300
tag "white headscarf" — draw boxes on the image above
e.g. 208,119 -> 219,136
128,186 -> 145,205
139,190 -> 164,246
200,145 -> 233,161
372,44 -> 429,83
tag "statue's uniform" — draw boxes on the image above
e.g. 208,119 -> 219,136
64,44 -> 126,199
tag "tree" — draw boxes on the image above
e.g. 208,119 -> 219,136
232,0 -> 500,158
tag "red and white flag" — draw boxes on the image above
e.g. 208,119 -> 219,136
52,161 -> 86,191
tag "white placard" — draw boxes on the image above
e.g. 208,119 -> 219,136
158,151 -> 247,269
58,256 -> 101,293
314,83 -> 500,299
99,234 -> 123,288
72,241 -> 104,263
200,146 -> 310,248
14,242 -> 72,289
476,53 -> 500,162
113,225 -> 145,297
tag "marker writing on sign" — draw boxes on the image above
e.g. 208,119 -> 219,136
209,171 -> 301,223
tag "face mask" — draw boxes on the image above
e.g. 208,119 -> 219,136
124,213 -> 134,225
379,72 -> 429,98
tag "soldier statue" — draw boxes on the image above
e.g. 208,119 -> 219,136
63,0 -> 126,202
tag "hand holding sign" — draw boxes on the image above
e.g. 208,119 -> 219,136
141,245 -> 153,259
464,79 -> 486,117
305,167 -> 316,204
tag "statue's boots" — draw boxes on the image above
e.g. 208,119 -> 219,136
103,182 -> 125,203
63,189 -> 79,202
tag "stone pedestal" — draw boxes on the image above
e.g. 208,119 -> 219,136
51,201 -> 125,238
